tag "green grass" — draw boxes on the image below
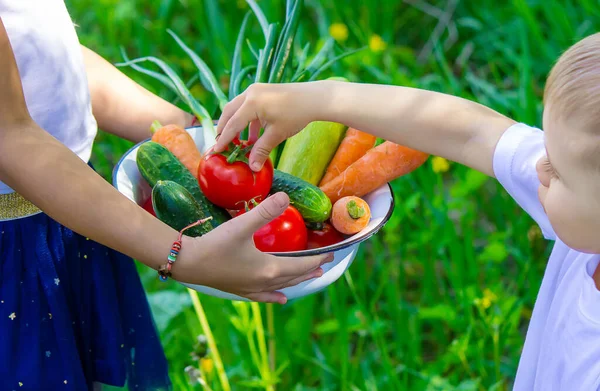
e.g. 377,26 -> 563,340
66,0 -> 598,389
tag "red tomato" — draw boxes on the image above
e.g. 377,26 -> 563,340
142,197 -> 156,216
198,140 -> 273,210
307,223 -> 345,249
236,204 -> 308,252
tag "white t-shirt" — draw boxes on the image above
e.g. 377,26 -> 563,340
0,0 -> 97,194
494,123 -> 600,390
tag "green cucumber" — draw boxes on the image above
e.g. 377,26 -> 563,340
152,181 -> 212,237
276,121 -> 347,185
136,142 -> 230,229
272,169 -> 331,223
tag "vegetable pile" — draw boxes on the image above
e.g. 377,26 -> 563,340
121,0 -> 429,252
137,122 -> 428,252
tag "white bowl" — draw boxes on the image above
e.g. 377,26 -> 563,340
112,126 -> 394,301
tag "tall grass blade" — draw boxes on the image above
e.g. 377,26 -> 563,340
251,303 -> 274,391
293,38 -> 334,82
247,39 -> 260,60
188,289 -> 231,391
230,11 -> 252,100
115,56 -> 216,138
268,0 -> 303,83
167,29 -> 229,111
233,65 -> 257,97
118,47 -> 177,93
286,0 -> 294,19
308,46 -> 366,81
255,24 -> 278,83
291,42 -> 311,81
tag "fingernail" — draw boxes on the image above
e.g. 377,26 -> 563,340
251,162 -> 262,171
271,192 -> 289,208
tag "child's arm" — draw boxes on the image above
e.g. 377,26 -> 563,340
81,45 -> 194,142
216,81 -> 516,176
0,22 -> 328,304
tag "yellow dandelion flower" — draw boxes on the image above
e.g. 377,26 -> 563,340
432,156 -> 450,173
200,358 -> 214,374
475,289 -> 497,310
481,297 -> 492,309
329,23 -> 348,42
369,34 -> 387,52
483,288 -> 497,303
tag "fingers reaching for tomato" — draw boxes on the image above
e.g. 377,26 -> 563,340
198,139 -> 274,210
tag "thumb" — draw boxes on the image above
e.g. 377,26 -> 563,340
249,127 -> 283,172
238,192 -> 290,233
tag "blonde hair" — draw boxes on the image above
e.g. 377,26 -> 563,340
544,33 -> 600,128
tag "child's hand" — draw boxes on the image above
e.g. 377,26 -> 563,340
214,82 -> 331,171
215,80 -> 516,177
173,192 -> 333,304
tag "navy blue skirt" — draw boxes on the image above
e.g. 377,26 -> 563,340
0,211 -> 171,390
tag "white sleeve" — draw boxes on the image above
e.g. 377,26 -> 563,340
492,123 -> 556,240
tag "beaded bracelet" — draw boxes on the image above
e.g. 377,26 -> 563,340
158,217 -> 212,282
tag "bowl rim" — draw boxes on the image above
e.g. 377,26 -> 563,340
112,126 -> 395,257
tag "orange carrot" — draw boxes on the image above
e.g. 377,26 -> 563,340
331,196 -> 371,235
150,120 -> 202,174
320,141 -> 429,204
319,128 -> 377,186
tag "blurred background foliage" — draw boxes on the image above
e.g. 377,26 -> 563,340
66,0 -> 599,389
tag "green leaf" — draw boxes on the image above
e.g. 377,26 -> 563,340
246,0 -> 269,40
167,29 -> 229,111
115,56 -> 215,138
285,0 -> 294,18
233,65 -> 257,97
236,377 -> 280,388
309,46 -> 367,81
255,24 -> 278,83
480,241 -> 508,264
293,38 -> 334,82
230,11 -> 252,100
489,380 -> 506,391
291,42 -> 311,81
146,290 -> 191,333
450,169 -> 489,198
456,379 -> 481,391
417,304 -> 457,323
171,73 -> 200,106
314,318 -> 340,334
268,0 -> 303,83
425,376 -> 454,391
118,47 -> 177,94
